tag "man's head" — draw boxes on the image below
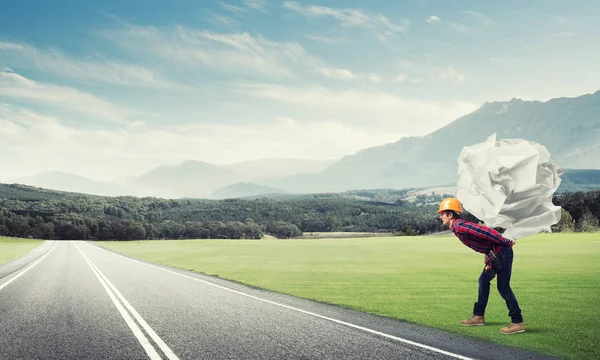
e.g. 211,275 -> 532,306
437,198 -> 463,228
439,210 -> 461,227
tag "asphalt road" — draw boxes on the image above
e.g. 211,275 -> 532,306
0,241 -> 560,360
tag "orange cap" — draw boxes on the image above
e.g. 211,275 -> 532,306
437,198 -> 463,213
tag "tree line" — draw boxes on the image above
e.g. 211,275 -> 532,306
0,184 -> 598,240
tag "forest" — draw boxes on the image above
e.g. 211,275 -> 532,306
0,183 -> 598,240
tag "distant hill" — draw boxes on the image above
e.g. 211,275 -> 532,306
132,158 -> 338,198
397,169 -> 600,203
13,171 -> 132,197
262,90 -> 600,193
558,169 -> 600,192
0,183 -> 69,201
222,158 -> 336,181
135,160 -> 243,198
211,182 -> 291,199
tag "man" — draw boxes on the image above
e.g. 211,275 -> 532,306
438,198 -> 525,335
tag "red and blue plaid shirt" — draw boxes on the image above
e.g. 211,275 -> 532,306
451,219 -> 513,255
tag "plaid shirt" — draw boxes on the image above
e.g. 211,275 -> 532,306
451,219 -> 513,255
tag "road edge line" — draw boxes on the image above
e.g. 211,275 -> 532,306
0,241 -> 56,292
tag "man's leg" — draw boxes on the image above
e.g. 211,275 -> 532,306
474,266 -> 493,316
461,267 -> 492,326
496,247 -> 525,334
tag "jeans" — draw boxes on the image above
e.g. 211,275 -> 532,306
473,246 -> 523,323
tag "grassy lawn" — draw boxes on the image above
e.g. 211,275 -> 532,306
96,233 -> 600,360
0,237 -> 44,265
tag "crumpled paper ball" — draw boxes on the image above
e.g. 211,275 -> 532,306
456,133 -> 563,240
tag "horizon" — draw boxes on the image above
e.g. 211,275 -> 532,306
2,0 -> 600,182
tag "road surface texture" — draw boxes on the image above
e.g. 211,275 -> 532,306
0,241 -> 560,360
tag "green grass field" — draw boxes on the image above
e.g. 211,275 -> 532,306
0,237 -> 44,265
96,233 -> 600,360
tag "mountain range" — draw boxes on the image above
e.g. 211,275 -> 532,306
12,159 -> 334,198
10,90 -> 600,199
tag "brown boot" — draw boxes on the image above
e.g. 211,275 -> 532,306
460,315 -> 485,326
500,322 -> 525,334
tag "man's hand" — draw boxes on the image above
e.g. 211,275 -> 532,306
508,239 -> 516,247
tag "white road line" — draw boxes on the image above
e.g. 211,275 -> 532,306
75,244 -> 165,360
77,244 -> 180,360
0,241 -> 56,292
93,243 -> 476,360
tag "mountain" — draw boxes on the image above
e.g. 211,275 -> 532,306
9,91 -> 600,199
222,158 -> 336,181
558,169 -> 600,192
135,160 -> 243,198
132,158 -> 337,198
12,171 -> 133,197
262,90 -> 600,193
211,182 -> 291,199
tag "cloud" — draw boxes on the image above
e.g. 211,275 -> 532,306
438,67 -> 465,82
205,12 -> 240,28
219,0 -> 266,12
451,22 -> 472,33
545,15 -> 569,24
0,41 -> 172,88
463,10 -> 492,25
553,31 -> 580,37
0,103 -> 406,181
218,2 -> 245,12
305,34 -> 349,43
315,67 -> 357,80
233,82 -> 478,134
427,16 -> 440,23
244,0 -> 266,11
396,59 -> 467,83
313,66 -> 412,84
0,71 -> 136,124
451,11 -> 492,33
283,1 -> 409,45
102,24 -> 318,79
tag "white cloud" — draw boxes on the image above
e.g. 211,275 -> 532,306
313,67 -> 412,84
233,82 -> 478,134
0,104 -> 406,181
283,1 -> 409,45
0,41 -> 172,88
283,2 -> 407,32
0,71 -> 136,123
554,31 -> 580,37
218,0 -> 266,12
450,10 -> 492,33
218,2 -> 245,12
245,0 -> 266,11
102,24 -> 318,79
396,59 -> 467,83
389,73 -> 409,83
438,67 -> 465,82
205,12 -> 240,28
315,67 -> 357,80
463,10 -> 492,25
545,15 -> 569,24
366,73 -> 384,83
427,16 -> 440,23
305,34 -> 349,43
451,22 -> 472,33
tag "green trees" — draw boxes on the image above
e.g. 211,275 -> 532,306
0,183 -> 599,241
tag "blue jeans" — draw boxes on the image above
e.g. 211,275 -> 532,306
473,247 -> 523,323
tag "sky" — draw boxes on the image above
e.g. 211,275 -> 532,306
1,0 -> 599,181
